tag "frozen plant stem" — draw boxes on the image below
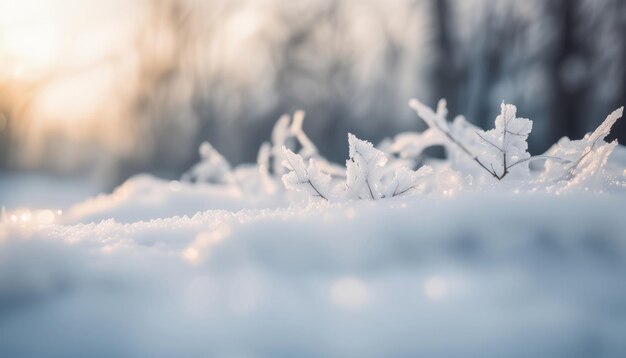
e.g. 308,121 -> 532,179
431,117 -> 506,180
352,145 -> 377,199
429,106 -> 564,180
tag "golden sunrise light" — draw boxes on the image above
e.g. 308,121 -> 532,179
0,1 -> 62,74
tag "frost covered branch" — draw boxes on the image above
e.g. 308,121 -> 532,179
408,99 -> 508,179
542,106 -> 624,188
182,110 -> 343,196
282,133 -> 433,201
281,147 -> 332,200
182,141 -> 238,185
184,100 -> 623,200
409,99 -> 583,181
472,102 -> 534,179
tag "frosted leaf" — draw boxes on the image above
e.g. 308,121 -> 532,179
588,107 -> 622,146
282,148 -> 332,200
290,110 -> 318,159
344,134 -> 388,200
316,160 -> 348,178
409,98 -> 450,132
382,165 -> 433,198
271,114 -> 292,149
257,142 -> 271,171
257,142 -> 276,194
384,129 -> 446,159
408,98 -> 485,175
543,107 -> 623,189
271,114 -> 293,175
269,111 -> 324,177
446,115 -> 484,171
474,103 -> 533,179
409,98 -> 534,180
182,141 -> 236,185
559,140 -> 618,192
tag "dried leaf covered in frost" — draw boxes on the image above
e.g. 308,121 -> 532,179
281,147 -> 332,200
344,134 -> 389,200
382,165 -> 434,198
182,141 -> 236,185
474,103 -> 533,179
384,129 -> 446,159
543,107 -> 623,189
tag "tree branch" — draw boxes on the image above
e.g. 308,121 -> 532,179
434,122 -> 502,180
474,130 -> 503,152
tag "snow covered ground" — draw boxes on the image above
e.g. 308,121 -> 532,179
2,187 -> 626,357
2,103 -> 626,357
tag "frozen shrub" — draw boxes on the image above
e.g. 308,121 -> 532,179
344,134 -> 432,200
184,99 -> 623,200
472,103 -> 533,180
542,107 -> 624,191
406,99 -> 537,181
282,148 -> 334,200
282,134 -> 433,201
182,142 -> 237,185
182,110 -> 342,196
264,110 -> 344,178
344,134 -> 389,200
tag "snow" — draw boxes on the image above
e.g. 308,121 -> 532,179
2,192 -> 626,357
1,101 -> 626,357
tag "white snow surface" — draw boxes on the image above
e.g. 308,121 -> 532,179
2,165 -> 626,357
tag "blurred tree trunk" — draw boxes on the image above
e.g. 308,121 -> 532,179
431,0 -> 459,114
618,0 -> 626,141
547,0 -> 588,143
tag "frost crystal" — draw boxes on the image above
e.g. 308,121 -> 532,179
543,107 -> 624,190
182,100 -> 623,200
410,98 -> 551,181
382,166 -> 434,198
282,147 -> 332,200
345,134 -> 389,200
182,142 -> 236,185
281,133 -> 434,201
474,103 -> 533,179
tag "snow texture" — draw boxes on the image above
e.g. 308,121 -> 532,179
1,100 -> 626,357
2,194 -> 626,357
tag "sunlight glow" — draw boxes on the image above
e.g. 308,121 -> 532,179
225,10 -> 263,40
3,208 -> 60,226
0,1 -> 62,72
19,210 -> 32,222
36,209 -> 56,224
0,0 -> 141,151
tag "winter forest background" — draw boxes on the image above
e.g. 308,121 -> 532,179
0,0 -> 625,193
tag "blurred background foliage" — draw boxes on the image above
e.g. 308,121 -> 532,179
0,0 -> 624,189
